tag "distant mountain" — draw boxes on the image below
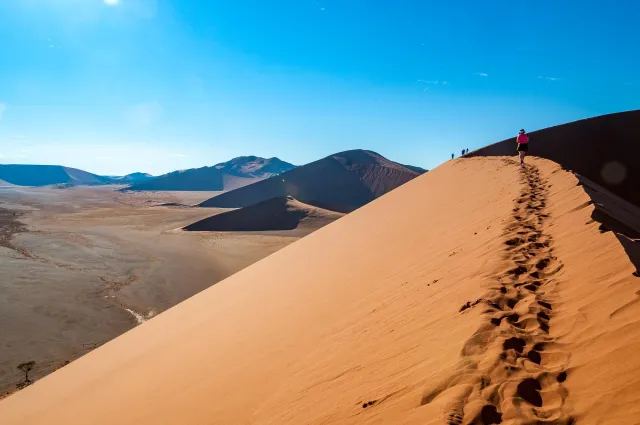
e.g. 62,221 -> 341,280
0,164 -> 113,187
199,150 -> 426,213
214,156 -> 295,178
111,172 -> 154,184
125,156 -> 295,192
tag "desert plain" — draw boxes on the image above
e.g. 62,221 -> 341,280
0,185 -> 313,396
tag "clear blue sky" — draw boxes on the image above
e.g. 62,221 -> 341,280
0,0 -> 638,175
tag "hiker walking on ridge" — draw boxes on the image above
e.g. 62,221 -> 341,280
516,129 -> 529,164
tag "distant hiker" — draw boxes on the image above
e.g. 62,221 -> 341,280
465,148 -> 469,154
451,153 -> 454,160
461,149 -> 465,157
516,129 -> 529,164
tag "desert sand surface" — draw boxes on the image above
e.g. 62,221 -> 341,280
184,196 -> 344,232
2,156 -> 638,424
0,186 -> 310,397
469,109 -> 640,208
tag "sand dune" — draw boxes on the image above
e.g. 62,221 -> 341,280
469,109 -> 640,208
2,156 -> 639,423
184,196 -> 343,232
200,149 -> 425,212
126,156 -> 295,192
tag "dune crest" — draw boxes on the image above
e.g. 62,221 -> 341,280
469,109 -> 640,208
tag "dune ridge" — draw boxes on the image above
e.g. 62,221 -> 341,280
468,109 -> 640,208
1,157 -> 639,424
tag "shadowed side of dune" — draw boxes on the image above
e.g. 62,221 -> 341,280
184,197 -> 343,232
468,110 -> 640,207
577,175 -> 640,276
199,150 -> 425,212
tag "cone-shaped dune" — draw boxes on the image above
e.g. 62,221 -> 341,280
2,153 -> 640,424
199,150 -> 425,212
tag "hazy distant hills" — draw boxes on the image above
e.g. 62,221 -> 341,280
200,150 -> 427,213
109,172 -> 154,184
0,154 -> 426,202
0,164 -> 114,187
0,157 -> 295,189
124,156 -> 296,192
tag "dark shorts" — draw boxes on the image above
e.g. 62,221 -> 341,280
517,143 -> 529,152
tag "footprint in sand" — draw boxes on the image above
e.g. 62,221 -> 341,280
423,162 -> 571,423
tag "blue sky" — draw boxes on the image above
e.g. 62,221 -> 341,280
0,0 -> 638,175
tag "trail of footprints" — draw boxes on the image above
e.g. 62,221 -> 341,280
435,164 -> 573,424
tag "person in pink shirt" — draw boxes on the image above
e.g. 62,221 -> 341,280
516,129 -> 529,164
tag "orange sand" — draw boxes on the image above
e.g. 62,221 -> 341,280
0,157 -> 638,424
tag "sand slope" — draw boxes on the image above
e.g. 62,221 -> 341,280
200,149 -> 425,212
126,156 -> 295,192
1,157 -> 639,424
468,110 -> 640,208
184,196 -> 343,232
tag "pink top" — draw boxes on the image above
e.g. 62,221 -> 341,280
517,133 -> 529,144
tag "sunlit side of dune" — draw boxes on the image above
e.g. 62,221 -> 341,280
1,157 -> 639,424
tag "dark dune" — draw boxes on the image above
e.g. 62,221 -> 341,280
199,150 -> 426,213
0,165 -> 112,187
126,156 -> 295,192
468,110 -> 640,207
184,196 -> 343,232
